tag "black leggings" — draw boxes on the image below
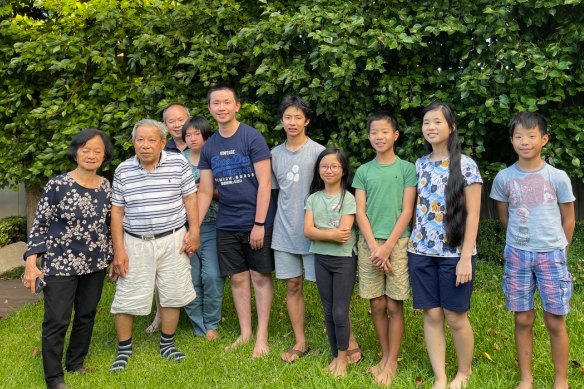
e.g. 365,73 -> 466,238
315,254 -> 356,357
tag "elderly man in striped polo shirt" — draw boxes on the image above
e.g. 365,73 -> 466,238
109,119 -> 200,372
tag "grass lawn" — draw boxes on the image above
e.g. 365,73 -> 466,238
0,260 -> 582,388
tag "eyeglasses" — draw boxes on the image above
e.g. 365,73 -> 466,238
319,164 -> 342,172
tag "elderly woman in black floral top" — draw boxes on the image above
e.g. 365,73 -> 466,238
23,128 -> 114,389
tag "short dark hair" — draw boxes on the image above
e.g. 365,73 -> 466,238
181,116 -> 213,142
366,111 -> 399,133
206,83 -> 240,104
66,128 -> 114,166
507,111 -> 548,136
278,95 -> 312,120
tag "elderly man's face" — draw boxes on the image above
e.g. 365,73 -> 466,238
164,105 -> 189,141
133,125 -> 166,169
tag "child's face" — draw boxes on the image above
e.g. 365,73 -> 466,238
422,108 -> 452,148
368,119 -> 399,154
281,107 -> 309,138
185,127 -> 204,152
318,154 -> 343,186
208,89 -> 240,126
511,124 -> 548,162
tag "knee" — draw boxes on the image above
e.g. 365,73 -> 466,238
444,310 -> 469,331
543,312 -> 566,335
286,277 -> 303,295
424,308 -> 444,327
515,311 -> 536,330
332,307 -> 347,325
386,299 -> 404,318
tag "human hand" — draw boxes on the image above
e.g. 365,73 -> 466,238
110,251 -> 129,281
249,225 -> 265,250
332,227 -> 352,243
455,256 -> 473,287
180,229 -> 200,256
23,256 -> 43,294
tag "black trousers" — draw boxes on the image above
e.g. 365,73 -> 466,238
42,269 -> 105,388
314,254 -> 356,358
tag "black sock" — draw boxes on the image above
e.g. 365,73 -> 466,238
110,338 -> 132,373
160,332 -> 186,362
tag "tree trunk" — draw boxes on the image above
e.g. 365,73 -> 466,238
25,184 -> 42,236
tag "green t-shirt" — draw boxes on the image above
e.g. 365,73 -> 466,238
352,157 -> 417,239
304,190 -> 357,257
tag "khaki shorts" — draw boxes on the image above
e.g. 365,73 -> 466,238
111,227 -> 196,315
358,235 -> 410,300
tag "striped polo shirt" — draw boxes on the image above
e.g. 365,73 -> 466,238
112,151 -> 196,234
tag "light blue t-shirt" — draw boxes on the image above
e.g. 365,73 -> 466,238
490,162 -> 574,251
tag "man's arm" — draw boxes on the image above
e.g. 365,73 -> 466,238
559,202 -> 576,247
249,159 -> 271,250
110,205 -> 128,279
197,169 -> 214,226
182,192 -> 200,255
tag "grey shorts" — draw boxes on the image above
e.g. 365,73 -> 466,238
274,250 -> 316,282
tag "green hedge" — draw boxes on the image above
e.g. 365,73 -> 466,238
0,216 -> 26,247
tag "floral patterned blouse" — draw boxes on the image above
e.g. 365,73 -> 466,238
408,154 -> 482,257
24,173 -> 113,276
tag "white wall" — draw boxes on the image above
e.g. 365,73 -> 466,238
0,184 -> 26,218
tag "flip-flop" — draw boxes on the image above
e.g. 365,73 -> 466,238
347,345 -> 364,364
281,346 -> 310,363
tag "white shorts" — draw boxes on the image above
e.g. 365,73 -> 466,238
274,250 -> 316,282
111,227 -> 196,315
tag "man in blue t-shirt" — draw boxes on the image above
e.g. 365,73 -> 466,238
198,84 -> 276,358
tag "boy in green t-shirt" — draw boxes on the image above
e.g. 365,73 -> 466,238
352,112 -> 417,386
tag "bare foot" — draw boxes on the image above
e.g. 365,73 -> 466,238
432,376 -> 447,389
224,335 -> 251,352
330,357 -> 348,378
327,357 -> 338,373
515,380 -> 533,389
369,361 -> 384,376
206,329 -> 219,341
252,339 -> 269,359
554,378 -> 570,389
449,371 -> 471,389
375,361 -> 397,387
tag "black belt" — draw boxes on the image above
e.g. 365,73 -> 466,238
124,227 -> 183,241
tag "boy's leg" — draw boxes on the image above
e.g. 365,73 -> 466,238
375,297 -> 403,386
444,309 -> 474,389
542,312 -> 569,389
514,310 -> 535,388
230,271 -> 253,346
370,296 -> 389,372
282,275 -> 308,360
250,269 -> 274,358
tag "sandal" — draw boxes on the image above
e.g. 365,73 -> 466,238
281,346 -> 310,363
347,345 -> 364,364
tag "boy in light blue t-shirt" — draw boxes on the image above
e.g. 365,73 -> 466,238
352,112 -> 417,386
490,112 -> 575,389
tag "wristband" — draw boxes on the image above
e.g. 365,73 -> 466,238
254,221 -> 265,226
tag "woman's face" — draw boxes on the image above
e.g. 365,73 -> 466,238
76,135 -> 106,172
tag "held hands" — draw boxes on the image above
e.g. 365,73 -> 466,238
249,224 -> 265,251
455,256 -> 473,287
180,230 -> 200,256
370,243 -> 395,274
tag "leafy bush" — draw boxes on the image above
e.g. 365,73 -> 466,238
476,219 -> 506,264
569,221 -> 584,290
0,216 -> 26,247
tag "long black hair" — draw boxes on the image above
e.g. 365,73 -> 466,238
308,148 -> 352,212
422,102 -> 466,248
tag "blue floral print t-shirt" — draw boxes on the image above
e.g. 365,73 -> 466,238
408,154 -> 482,257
